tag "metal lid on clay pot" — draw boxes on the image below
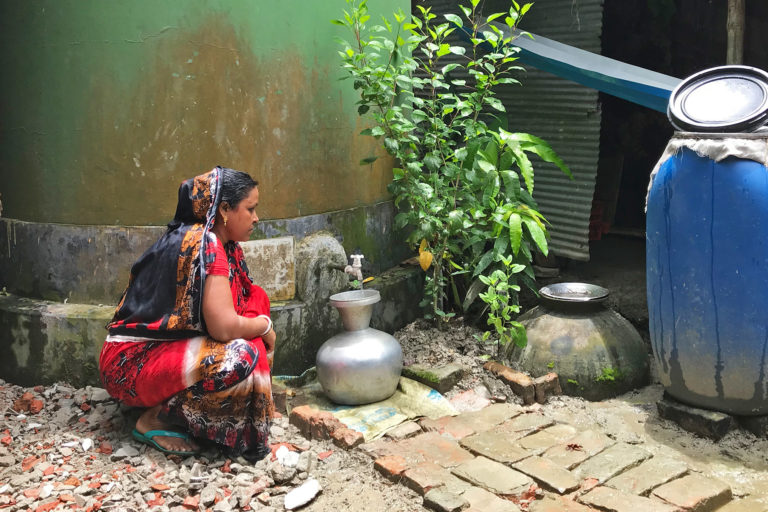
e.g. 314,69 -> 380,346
668,65 -> 768,132
539,282 -> 609,303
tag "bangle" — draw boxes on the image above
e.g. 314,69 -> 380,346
256,314 -> 272,337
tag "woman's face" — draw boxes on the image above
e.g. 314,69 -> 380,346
222,186 -> 260,242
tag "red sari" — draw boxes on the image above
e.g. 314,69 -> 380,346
99,168 -> 273,461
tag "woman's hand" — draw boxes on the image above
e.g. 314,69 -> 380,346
262,328 -> 276,354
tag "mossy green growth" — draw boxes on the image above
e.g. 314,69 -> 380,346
595,366 -> 624,383
333,208 -> 380,265
402,366 -> 440,385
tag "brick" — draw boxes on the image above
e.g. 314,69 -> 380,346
580,486 -> 678,512
484,361 -> 535,405
423,487 -> 468,512
28,399 -> 44,414
402,363 -> 466,393
449,388 -> 492,413
358,438 -> 392,460
374,455 -> 409,481
543,430 -> 615,469
573,442 -> 651,483
495,412 -> 555,435
288,405 -> 315,439
529,496 -> 595,512
657,396 -> 735,440
451,456 -> 532,495
364,432 -> 474,469
517,424 -> 578,453
331,427 -> 364,449
462,486 -> 521,512
420,416 -> 477,440
459,403 -> 523,432
512,456 -> 580,494
271,380 -> 288,415
605,456 -> 688,496
409,433 -> 476,469
12,392 -> 35,413
384,420 -> 422,440
651,474 -> 732,511
310,411 -> 345,440
459,430 -> 532,465
533,373 -> 562,404
401,462 -> 472,496
716,497 -> 768,512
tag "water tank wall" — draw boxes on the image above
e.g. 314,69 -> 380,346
0,0 -> 403,225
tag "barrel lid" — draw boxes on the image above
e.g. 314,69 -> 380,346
668,65 -> 768,133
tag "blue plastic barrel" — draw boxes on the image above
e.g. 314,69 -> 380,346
646,133 -> 768,416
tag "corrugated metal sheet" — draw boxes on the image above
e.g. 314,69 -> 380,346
423,0 -> 604,260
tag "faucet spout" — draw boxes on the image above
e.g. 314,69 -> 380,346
343,265 -> 363,281
344,253 -> 365,284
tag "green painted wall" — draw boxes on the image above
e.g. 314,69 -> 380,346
0,0 -> 405,225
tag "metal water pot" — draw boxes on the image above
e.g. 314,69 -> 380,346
316,289 -> 403,405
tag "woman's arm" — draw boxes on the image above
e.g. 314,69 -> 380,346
202,275 -> 271,342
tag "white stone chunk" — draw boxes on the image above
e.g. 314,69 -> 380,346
284,479 -> 322,510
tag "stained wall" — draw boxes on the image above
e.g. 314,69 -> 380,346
0,0 -> 402,225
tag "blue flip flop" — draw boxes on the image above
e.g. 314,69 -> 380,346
131,429 -> 200,456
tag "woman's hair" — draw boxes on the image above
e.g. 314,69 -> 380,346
219,167 -> 258,208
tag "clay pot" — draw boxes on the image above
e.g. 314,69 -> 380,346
506,283 -> 649,401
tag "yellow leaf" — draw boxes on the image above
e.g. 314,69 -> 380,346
419,250 -> 433,271
419,239 -> 428,254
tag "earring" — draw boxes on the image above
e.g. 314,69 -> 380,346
223,217 -> 228,227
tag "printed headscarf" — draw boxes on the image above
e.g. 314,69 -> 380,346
107,168 -> 223,338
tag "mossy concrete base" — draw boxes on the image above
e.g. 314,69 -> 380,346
0,294 -> 114,388
0,264 -> 423,387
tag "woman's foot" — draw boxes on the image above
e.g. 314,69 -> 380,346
135,406 -> 199,453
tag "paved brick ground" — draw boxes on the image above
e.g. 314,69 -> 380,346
291,381 -> 768,511
354,402 -> 751,511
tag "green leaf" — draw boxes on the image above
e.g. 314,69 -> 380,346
493,233 -> 509,253
360,156 -> 378,165
424,154 -> 442,172
499,170 -> 519,199
486,12 -> 505,23
482,173 -> 500,203
331,19 -> 346,26
449,46 -> 466,56
442,63 -> 459,74
392,167 -> 404,180
384,138 -> 399,153
436,43 -> 451,57
511,145 -> 534,194
476,159 -> 496,173
485,97 -> 505,112
523,217 -> 548,255
509,213 -> 522,255
444,13 -> 462,26
483,140 -> 498,167
474,250 -> 495,277
370,126 -> 385,136
357,104 -> 370,115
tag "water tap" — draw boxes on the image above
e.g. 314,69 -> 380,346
344,253 -> 364,282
